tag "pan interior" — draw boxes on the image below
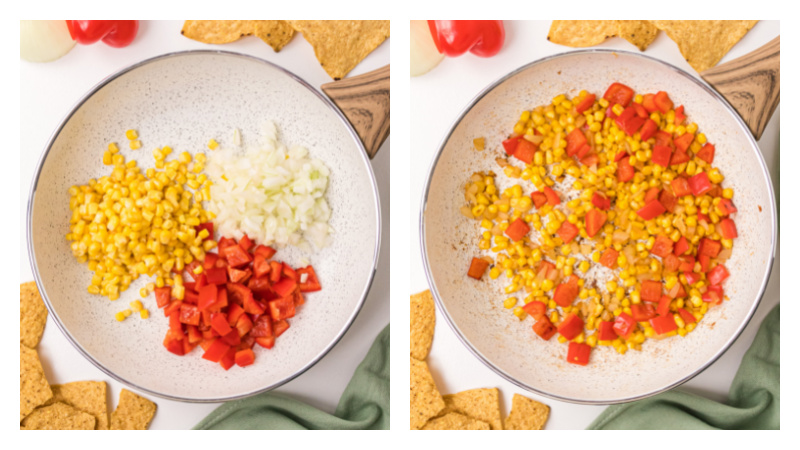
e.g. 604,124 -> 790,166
30,52 -> 378,401
423,51 -> 774,403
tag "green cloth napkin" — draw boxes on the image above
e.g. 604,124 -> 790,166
194,324 -> 390,430
589,305 -> 779,430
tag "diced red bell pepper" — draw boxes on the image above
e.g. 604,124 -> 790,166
543,186 -> 560,206
663,254 -> 680,273
659,189 -> 678,213
219,347 -> 237,370
636,199 -> 666,221
205,267 -> 227,285
198,284 -> 219,311
684,271 -> 702,286
297,266 -> 322,292
650,315 -> 678,335
618,110 -> 646,136
164,335 -> 185,356
204,252 -> 219,270
697,212 -> 711,224
553,280 -> 579,308
201,339 -> 231,363
532,317 -> 557,341
468,257 -> 490,280
522,300 -> 547,320
653,91 -> 673,114
242,293 -> 266,316
597,321 -> 617,341
273,319 -> 290,337
617,156 -> 635,183
226,303 -> 245,327
164,299 -> 182,318
253,254 -> 271,279
235,349 -> 256,367
717,198 -> 738,216
702,289 -> 723,305
269,261 -> 283,283
238,234 -> 254,252
674,236 -> 690,256
580,153 -> 598,167
584,209 -> 607,238
603,82 -> 635,107
599,248 -> 619,269
210,312 -> 233,336
169,310 -> 183,333
654,130 -> 673,148
699,254 -> 711,273
642,93 -> 657,113
613,313 -> 636,339
513,138 -> 538,164
223,244 -> 253,268
269,296 -> 296,321
639,119 -> 658,141
671,177 -> 692,197
556,221 -> 579,244
698,238 -> 722,258
253,245 -> 277,260
631,303 -> 656,322
591,192 -> 611,210
644,187 -> 660,204
235,314 -> 254,337
575,93 -> 596,113
651,145 -> 673,167
614,150 -> 628,162
707,265 -> 730,286
186,325 -> 203,344
249,314 -> 274,339
688,172 -> 713,196
641,280 -> 663,302
674,132 -> 694,153
505,218 -> 531,242
650,234 -> 674,258
179,303 -> 201,326
656,295 -> 672,317
696,143 -> 715,164
678,308 -> 696,325
719,218 -> 738,239
557,313 -> 584,340
567,342 -> 591,366
281,263 -> 297,282
155,286 -> 172,308
531,191 -> 547,209
227,266 -> 251,284
670,150 -> 690,166
271,277 -> 296,298
227,282 -> 253,306
502,136 -> 522,155
674,105 -> 686,125
566,128 -> 588,157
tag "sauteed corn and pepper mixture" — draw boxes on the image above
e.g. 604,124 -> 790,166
464,83 -> 738,366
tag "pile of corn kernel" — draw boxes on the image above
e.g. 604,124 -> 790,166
66,130 -> 217,317
463,90 -> 735,356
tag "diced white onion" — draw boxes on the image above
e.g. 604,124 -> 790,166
207,122 -> 333,251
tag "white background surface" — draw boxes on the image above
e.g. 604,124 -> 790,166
20,20 -> 390,430
410,20 -> 780,429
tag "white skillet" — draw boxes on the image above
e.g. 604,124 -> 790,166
27,51 -> 381,402
421,49 -> 777,404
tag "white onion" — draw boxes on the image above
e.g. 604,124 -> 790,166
410,20 -> 444,77
20,20 -> 75,63
207,123 -> 333,251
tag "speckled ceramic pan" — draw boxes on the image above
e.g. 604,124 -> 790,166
28,51 -> 380,402
421,50 -> 776,404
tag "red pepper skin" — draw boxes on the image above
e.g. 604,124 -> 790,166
66,20 -> 139,48
427,21 -> 505,58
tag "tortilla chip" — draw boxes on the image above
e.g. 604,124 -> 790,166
421,412 -> 490,430
181,20 -> 258,44
616,20 -> 659,51
43,381 -> 108,430
110,389 -> 157,430
20,281 -> 48,349
504,393 -> 550,430
652,20 -> 758,72
548,20 -> 618,47
438,388 -> 503,430
288,20 -> 389,80
20,344 -> 52,421
21,402 -> 96,430
410,290 -> 436,360
410,357 -> 445,429
253,21 -> 295,52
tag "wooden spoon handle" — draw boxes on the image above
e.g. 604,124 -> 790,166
701,36 -> 779,140
322,65 -> 390,159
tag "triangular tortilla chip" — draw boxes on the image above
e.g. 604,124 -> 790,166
652,20 -> 758,72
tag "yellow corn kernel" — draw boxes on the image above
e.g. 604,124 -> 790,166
129,140 -> 142,150
504,297 -> 518,309
140,309 -> 150,319
125,129 -> 138,140
513,306 -> 526,319
115,311 -> 127,322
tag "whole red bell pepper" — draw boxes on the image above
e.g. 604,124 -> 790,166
427,20 -> 505,57
66,20 -> 139,48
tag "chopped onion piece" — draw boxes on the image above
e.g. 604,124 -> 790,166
20,20 -> 75,63
207,123 -> 333,251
